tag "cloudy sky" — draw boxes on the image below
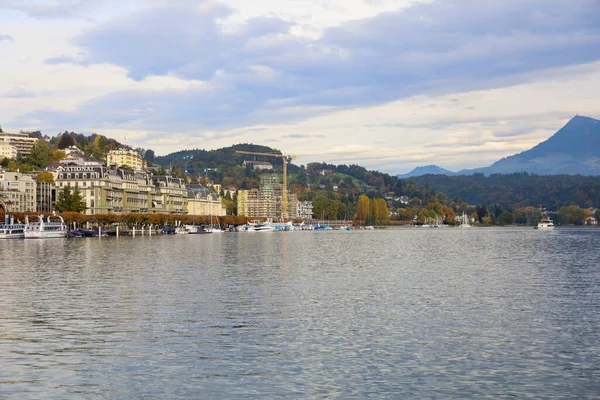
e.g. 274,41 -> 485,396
1,0 -> 599,173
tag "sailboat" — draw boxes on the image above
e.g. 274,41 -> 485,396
460,211 -> 472,228
207,215 -> 225,233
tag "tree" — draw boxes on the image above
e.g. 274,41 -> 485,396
355,195 -> 371,222
144,149 -> 155,163
57,133 -> 76,149
36,171 -> 55,184
52,150 -> 66,162
29,139 -> 53,168
497,211 -> 514,226
313,196 -> 338,220
476,204 -> 488,223
372,198 -> 389,224
55,185 -> 86,213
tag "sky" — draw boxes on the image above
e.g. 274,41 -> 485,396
1,0 -> 599,174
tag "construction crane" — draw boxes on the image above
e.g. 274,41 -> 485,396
236,150 -> 296,220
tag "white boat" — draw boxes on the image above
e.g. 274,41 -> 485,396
535,218 -> 555,229
24,214 -> 68,239
243,220 -> 275,232
459,212 -> 472,228
0,224 -> 26,239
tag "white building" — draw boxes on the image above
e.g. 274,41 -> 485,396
297,201 -> 314,220
0,170 -> 37,212
0,132 -> 38,157
0,142 -> 18,160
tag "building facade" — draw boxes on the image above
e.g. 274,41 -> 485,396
36,181 -> 55,212
297,201 -> 314,220
56,165 -> 188,215
237,174 -> 299,219
0,132 -> 38,156
0,141 -> 18,160
186,185 -> 226,216
107,147 -> 147,171
242,160 -> 273,170
0,170 -> 37,212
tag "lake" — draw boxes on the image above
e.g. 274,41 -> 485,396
1,228 -> 599,399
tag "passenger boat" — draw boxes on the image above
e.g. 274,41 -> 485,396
24,214 -> 68,239
0,224 -> 26,239
535,218 -> 555,229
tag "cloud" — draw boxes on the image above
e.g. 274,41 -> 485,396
0,0 -> 101,19
0,34 -> 14,41
27,0 -> 599,132
2,86 -> 36,98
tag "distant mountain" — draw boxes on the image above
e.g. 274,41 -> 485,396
402,115 -> 600,178
396,165 -> 455,178
474,115 -> 600,175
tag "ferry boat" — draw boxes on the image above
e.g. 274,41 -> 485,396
1,214 -> 25,239
24,214 -> 68,239
534,218 -> 555,229
0,224 -> 26,239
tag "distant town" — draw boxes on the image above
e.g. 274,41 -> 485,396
1,128 -> 600,228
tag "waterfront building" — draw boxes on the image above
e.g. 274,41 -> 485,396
297,201 -> 314,220
36,180 -> 56,212
107,147 -> 147,171
0,141 -> 18,160
186,184 -> 226,216
56,165 -> 188,215
0,170 -> 37,212
0,132 -> 38,157
237,174 -> 298,219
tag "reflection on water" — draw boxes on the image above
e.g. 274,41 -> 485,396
1,228 -> 599,398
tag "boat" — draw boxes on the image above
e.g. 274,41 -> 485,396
24,214 -> 68,239
535,218 -> 555,229
207,215 -> 225,233
1,214 -> 26,239
186,225 -> 212,234
459,212 -> 472,228
0,223 -> 26,239
242,220 -> 275,232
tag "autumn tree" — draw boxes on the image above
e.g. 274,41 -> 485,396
36,171 -> 55,184
355,195 -> 371,222
372,198 -> 389,224
52,150 -> 66,162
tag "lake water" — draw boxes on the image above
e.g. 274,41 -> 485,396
1,228 -> 599,399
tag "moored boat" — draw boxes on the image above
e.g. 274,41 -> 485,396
0,224 -> 26,239
242,220 -> 275,232
24,214 -> 68,239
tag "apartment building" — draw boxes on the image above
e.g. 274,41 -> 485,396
0,142 -> 18,160
0,132 -> 38,156
0,170 -> 37,212
56,165 -> 188,215
107,147 -> 147,171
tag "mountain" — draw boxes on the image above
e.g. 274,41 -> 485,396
403,115 -> 600,177
396,165 -> 455,178
474,115 -> 600,175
